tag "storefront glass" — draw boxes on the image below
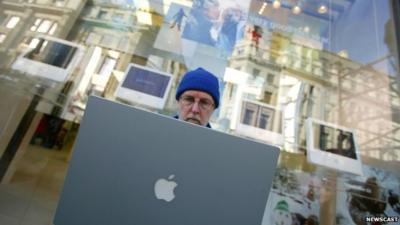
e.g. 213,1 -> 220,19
0,0 -> 399,224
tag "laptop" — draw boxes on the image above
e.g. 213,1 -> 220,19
54,96 -> 280,225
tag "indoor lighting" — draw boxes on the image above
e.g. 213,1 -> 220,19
272,0 -> 281,9
338,50 -> 349,58
318,4 -> 328,14
258,2 -> 267,15
303,26 -> 310,33
292,5 -> 301,14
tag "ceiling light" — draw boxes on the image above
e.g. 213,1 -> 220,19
272,0 -> 281,9
292,5 -> 301,14
338,50 -> 349,58
318,4 -> 328,14
258,2 -> 267,15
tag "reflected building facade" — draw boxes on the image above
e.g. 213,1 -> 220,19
0,0 -> 399,224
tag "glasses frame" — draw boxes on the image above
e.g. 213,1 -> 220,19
179,95 -> 215,111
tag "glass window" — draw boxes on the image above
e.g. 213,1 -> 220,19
243,109 -> 254,125
53,0 -> 65,7
97,10 -> 108,20
267,73 -> 274,84
228,84 -> 237,100
48,23 -> 58,35
5,16 -> 20,29
0,33 -> 6,43
258,113 -> 269,129
28,38 -> 40,48
30,18 -> 42,31
253,68 -> 260,76
97,57 -> 117,77
86,32 -> 102,45
37,20 -> 53,33
112,13 -> 124,23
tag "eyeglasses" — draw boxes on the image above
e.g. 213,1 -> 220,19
179,95 -> 215,111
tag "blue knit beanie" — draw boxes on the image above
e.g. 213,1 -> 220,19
175,67 -> 220,108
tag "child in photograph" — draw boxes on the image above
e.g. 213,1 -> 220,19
170,8 -> 187,31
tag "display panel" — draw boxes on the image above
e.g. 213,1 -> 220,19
115,64 -> 172,109
306,118 -> 363,175
235,99 -> 283,146
336,165 -> 400,225
11,35 -> 85,82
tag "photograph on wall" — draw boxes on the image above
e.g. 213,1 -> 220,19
153,3 -> 191,55
336,165 -> 400,225
262,167 -> 321,225
181,0 -> 251,54
306,118 -> 363,176
235,99 -> 283,146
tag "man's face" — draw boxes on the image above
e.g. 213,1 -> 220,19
178,90 -> 215,126
203,1 -> 221,20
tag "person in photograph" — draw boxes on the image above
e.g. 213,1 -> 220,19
182,0 -> 221,46
388,190 -> 400,214
216,5 -> 247,52
174,67 -> 219,128
250,25 -> 263,51
170,8 -> 187,31
347,176 -> 386,225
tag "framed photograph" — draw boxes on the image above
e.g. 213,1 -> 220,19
182,0 -> 251,53
12,35 -> 85,82
115,64 -> 173,109
236,99 -> 283,146
306,118 -> 363,175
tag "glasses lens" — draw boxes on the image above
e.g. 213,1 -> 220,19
180,96 -> 214,110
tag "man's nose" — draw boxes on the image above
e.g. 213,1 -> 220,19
190,101 -> 200,113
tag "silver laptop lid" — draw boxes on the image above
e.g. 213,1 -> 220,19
54,96 -> 280,225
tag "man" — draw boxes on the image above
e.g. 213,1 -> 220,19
175,67 -> 219,128
182,0 -> 221,46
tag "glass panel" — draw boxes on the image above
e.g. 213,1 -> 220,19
5,16 -> 20,29
0,1 -> 399,224
37,20 -> 53,33
0,33 -> 6,43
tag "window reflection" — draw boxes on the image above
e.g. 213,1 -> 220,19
6,16 -> 20,29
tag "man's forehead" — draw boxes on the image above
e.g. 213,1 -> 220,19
181,90 -> 214,100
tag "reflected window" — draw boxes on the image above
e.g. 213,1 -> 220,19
112,13 -> 124,23
101,35 -> 118,47
267,73 -> 274,84
97,57 -> 117,77
228,84 -> 237,100
28,38 -> 40,48
258,113 -> 269,129
54,0 -> 66,7
37,20 -> 53,33
6,16 -> 20,29
86,32 -> 102,45
243,109 -> 254,125
0,33 -> 6,43
30,18 -> 42,31
253,68 -> 260,76
97,10 -> 108,20
263,91 -> 272,103
30,19 -> 57,35
118,37 -> 129,50
49,23 -> 58,35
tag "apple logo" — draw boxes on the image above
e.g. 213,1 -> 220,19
154,174 -> 178,202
